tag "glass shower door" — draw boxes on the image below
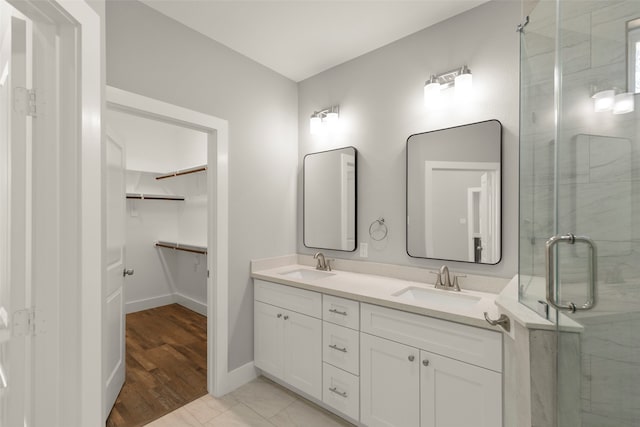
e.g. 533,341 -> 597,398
520,1 -> 640,425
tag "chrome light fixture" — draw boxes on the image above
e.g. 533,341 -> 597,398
613,92 -> 635,114
454,65 -> 473,98
424,65 -> 473,107
592,89 -> 615,112
591,87 -> 634,115
423,75 -> 441,108
310,105 -> 340,135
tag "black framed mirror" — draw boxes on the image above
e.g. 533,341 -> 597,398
406,120 -> 502,264
304,147 -> 357,252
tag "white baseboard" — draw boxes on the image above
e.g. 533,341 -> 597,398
174,293 -> 207,316
221,361 -> 258,394
126,294 -> 174,314
126,293 -> 207,316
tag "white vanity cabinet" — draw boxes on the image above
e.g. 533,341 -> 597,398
254,280 -> 322,400
360,303 -> 502,427
253,278 -> 503,427
360,333 -> 421,427
420,350 -> 501,427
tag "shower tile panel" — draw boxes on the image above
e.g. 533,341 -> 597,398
591,2 -> 640,68
560,14 -> 592,75
588,355 -> 640,421
582,413 -> 636,427
558,182 -> 631,256
587,135 -> 632,183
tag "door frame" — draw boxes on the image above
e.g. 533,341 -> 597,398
105,86 -> 231,397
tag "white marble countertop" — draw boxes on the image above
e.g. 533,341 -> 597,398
252,263 -> 504,331
496,275 -> 583,333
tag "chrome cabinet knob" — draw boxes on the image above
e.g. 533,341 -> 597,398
123,268 -> 134,277
284,315 -> 289,320
277,313 -> 282,318
408,355 -> 415,362
423,359 -> 430,366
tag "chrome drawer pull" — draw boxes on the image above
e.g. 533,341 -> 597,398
329,387 -> 348,398
329,344 -> 347,353
328,308 -> 348,316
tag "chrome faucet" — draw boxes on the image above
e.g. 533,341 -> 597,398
314,252 -> 331,271
431,265 -> 464,292
440,265 -> 451,287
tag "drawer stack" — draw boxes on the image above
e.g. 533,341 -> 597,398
321,295 -> 360,421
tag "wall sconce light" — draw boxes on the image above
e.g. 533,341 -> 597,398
424,65 -> 472,107
423,75 -> 441,108
592,88 -> 634,114
613,92 -> 635,114
592,89 -> 615,112
310,105 -> 340,135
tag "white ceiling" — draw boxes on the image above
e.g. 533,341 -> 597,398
140,0 -> 489,82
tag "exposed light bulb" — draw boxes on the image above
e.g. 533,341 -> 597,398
592,90 -> 615,112
326,110 -> 339,129
310,115 -> 322,135
454,66 -> 472,99
424,75 -> 441,109
613,92 -> 634,114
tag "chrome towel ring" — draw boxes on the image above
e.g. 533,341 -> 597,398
369,217 -> 388,241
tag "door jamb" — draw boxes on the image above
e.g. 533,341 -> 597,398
105,85 -> 230,396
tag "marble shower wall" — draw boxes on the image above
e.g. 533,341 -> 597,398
520,1 -> 640,425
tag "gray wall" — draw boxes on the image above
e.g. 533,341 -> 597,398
106,0 -> 298,370
298,0 -> 520,279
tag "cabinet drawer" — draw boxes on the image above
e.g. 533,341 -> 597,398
361,303 -> 502,372
322,363 -> 359,421
255,280 -> 321,318
323,295 -> 359,330
323,322 -> 359,375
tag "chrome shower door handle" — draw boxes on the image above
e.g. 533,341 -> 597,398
545,233 -> 597,313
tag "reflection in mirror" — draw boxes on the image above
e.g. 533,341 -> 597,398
407,120 -> 501,264
628,18 -> 640,93
304,147 -> 357,252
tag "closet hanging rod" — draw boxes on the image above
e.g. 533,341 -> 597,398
126,193 -> 185,201
155,165 -> 207,180
155,241 -> 207,255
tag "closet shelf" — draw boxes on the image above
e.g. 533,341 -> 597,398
155,241 -> 207,255
126,193 -> 185,201
155,165 -> 207,180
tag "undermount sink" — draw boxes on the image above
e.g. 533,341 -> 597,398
279,268 -> 335,281
392,286 -> 482,308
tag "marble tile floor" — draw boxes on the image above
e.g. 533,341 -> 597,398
146,376 -> 354,427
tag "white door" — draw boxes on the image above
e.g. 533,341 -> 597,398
104,129 -> 127,420
254,301 -> 284,378
283,311 -> 322,400
420,350 -> 501,427
0,10 -> 31,427
360,333 -> 420,427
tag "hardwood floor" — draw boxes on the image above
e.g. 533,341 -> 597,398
106,304 -> 207,427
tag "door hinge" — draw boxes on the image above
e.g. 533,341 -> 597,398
13,308 -> 43,337
13,87 -> 37,117
516,15 -> 530,33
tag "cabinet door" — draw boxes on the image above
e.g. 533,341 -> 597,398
283,311 -> 322,400
254,302 -> 284,378
420,350 -> 501,427
361,333 -> 420,427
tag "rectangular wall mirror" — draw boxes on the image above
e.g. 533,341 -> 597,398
304,146 -> 357,252
406,120 -> 502,264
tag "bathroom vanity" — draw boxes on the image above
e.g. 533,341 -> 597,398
252,259 -> 505,427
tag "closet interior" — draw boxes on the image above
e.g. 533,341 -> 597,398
108,108 -> 209,316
